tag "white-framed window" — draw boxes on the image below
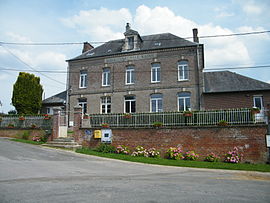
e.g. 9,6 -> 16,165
102,68 -> 111,86
128,36 -> 134,50
151,63 -> 160,83
178,92 -> 191,111
79,70 -> 87,88
150,94 -> 163,112
178,61 -> 189,81
253,96 -> 263,109
101,97 -> 111,114
46,107 -> 52,115
125,96 -> 136,113
78,98 -> 87,114
126,66 -> 135,85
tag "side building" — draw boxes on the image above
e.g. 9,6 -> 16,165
67,24 -> 204,122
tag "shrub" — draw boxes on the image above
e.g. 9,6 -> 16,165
152,122 -> 163,128
224,147 -> 242,163
165,147 -> 184,160
94,143 -> 116,153
116,145 -> 130,155
147,148 -> 160,158
184,151 -> 199,161
205,153 -> 220,162
131,146 -> 148,157
22,131 -> 30,140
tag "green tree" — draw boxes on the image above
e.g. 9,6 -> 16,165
12,72 -> 43,114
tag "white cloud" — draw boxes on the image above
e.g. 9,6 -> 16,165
61,5 -> 253,68
5,32 -> 32,43
214,7 -> 234,18
35,51 -> 67,69
61,7 -> 132,41
134,5 -> 252,67
237,26 -> 270,40
242,1 -> 262,15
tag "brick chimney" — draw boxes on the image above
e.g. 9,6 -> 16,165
82,42 -> 94,53
193,28 -> 199,43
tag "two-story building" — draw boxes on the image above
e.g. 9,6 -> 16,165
66,23 -> 204,121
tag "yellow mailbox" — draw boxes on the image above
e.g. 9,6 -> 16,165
94,130 -> 102,138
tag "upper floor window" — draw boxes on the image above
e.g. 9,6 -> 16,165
150,94 -> 163,112
102,68 -> 111,86
79,70 -> 87,88
151,63 -> 160,83
178,61 -> 189,81
101,96 -> 111,114
125,96 -> 136,113
126,66 -> 135,85
178,92 -> 191,111
253,96 -> 263,110
78,98 -> 87,114
128,36 -> 134,50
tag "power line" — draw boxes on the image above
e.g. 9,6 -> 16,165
0,30 -> 269,46
0,45 -> 66,86
1,64 -> 270,74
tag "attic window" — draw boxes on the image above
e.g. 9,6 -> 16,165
87,52 -> 95,56
154,42 -> 161,46
107,49 -> 112,53
128,36 -> 134,50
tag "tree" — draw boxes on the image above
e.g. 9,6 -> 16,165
12,72 -> 43,115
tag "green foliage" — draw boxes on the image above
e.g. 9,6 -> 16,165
22,131 -> 30,140
12,72 -> 43,115
205,153 -> 220,162
76,148 -> 270,172
94,143 -> 116,153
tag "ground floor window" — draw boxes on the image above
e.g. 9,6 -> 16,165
150,94 -> 163,112
78,98 -> 87,114
178,92 -> 191,111
101,96 -> 111,114
125,96 -> 136,113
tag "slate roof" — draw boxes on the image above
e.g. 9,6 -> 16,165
42,90 -> 67,104
68,33 -> 198,61
204,71 -> 270,93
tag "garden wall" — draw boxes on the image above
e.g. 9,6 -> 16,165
78,125 -> 269,164
0,129 -> 46,140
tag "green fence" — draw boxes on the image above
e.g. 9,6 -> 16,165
82,108 -> 267,128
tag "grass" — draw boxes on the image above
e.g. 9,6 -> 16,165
76,148 -> 270,172
11,138 -> 45,145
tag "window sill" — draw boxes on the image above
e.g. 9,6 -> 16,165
178,79 -> 189,82
79,87 -> 87,89
151,81 -> 161,84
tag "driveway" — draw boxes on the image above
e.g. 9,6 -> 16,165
0,137 -> 270,203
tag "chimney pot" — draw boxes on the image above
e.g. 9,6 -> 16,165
126,23 -> 130,31
192,28 -> 199,43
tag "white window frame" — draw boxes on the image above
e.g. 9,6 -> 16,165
178,61 -> 189,81
78,101 -> 87,114
102,68 -> 110,87
151,63 -> 161,83
128,36 -> 134,50
253,96 -> 263,110
150,94 -> 163,112
124,96 -> 136,113
79,71 -> 87,88
125,66 -> 135,85
178,93 -> 191,111
101,97 -> 111,114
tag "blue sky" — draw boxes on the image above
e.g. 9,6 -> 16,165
0,0 -> 269,113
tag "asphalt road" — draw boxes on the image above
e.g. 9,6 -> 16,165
0,138 -> 270,203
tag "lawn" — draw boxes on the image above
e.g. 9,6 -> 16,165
76,148 -> 270,172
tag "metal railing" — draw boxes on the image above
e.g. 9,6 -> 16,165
0,115 -> 52,129
82,108 -> 267,128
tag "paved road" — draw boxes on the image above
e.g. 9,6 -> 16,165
0,138 -> 270,203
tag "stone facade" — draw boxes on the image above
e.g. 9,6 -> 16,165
67,25 -> 204,122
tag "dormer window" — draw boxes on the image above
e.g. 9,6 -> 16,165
128,36 -> 134,50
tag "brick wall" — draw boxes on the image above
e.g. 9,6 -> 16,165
0,129 -> 46,140
78,125 -> 268,163
203,91 -> 270,110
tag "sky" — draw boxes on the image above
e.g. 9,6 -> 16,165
0,0 -> 269,113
